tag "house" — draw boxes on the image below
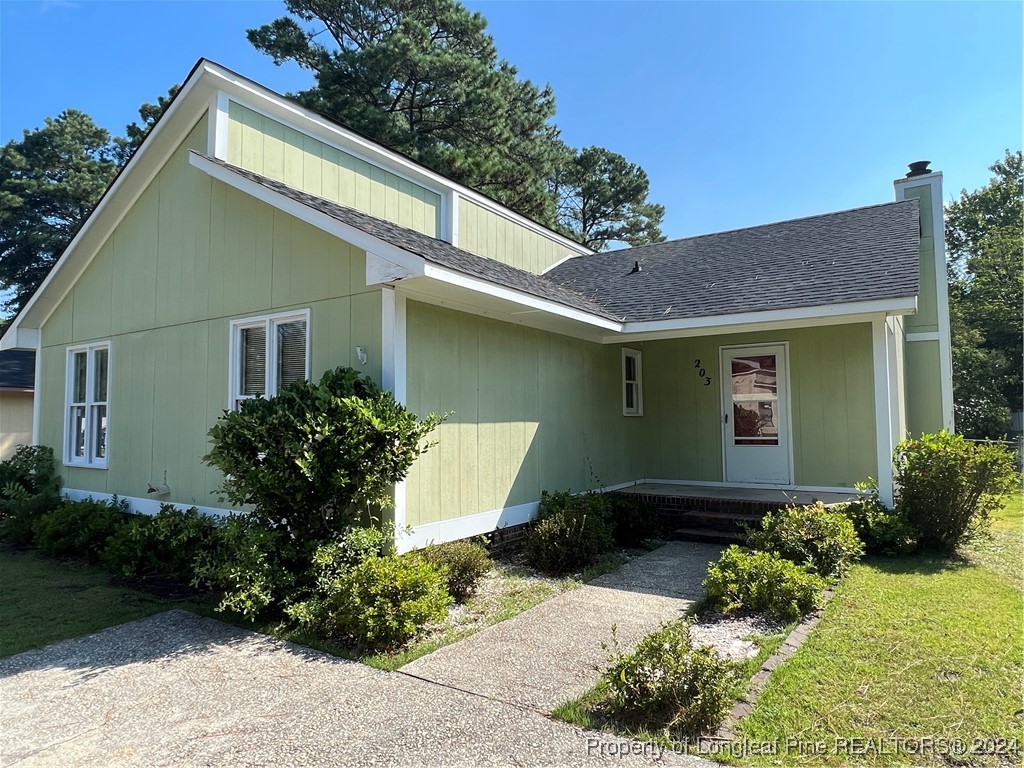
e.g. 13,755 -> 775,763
0,349 -> 35,461
0,60 -> 953,549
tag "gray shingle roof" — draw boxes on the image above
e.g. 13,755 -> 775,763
196,154 -> 615,320
545,201 -> 921,322
0,350 -> 34,391
199,153 -> 921,326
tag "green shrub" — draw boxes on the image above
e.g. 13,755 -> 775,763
203,367 -> 444,547
287,550 -> 451,651
703,545 -> 825,622
608,494 -> 662,548
0,445 -> 61,545
893,431 -> 1021,553
420,540 -> 492,602
193,515 -> 298,620
525,490 -> 614,574
101,505 -> 219,582
34,497 -> 131,562
841,483 -> 917,556
603,620 -> 735,738
745,501 -> 864,580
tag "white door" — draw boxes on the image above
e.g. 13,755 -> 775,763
721,344 -> 792,485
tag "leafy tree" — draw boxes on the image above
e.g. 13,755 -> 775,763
248,0 -> 562,223
0,110 -> 120,316
551,145 -> 665,250
945,150 -> 1023,437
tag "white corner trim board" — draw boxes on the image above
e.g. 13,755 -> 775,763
62,488 -> 231,519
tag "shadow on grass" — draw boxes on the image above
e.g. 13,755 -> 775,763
862,551 -> 976,577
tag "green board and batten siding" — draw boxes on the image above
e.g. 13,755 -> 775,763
227,101 -> 442,238
39,115 -> 383,509
228,101 -> 580,275
404,302 -> 878,527
457,198 -> 579,274
404,301 -> 646,528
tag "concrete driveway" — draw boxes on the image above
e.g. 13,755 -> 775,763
1,610 -> 714,767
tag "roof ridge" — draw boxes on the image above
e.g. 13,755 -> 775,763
598,198 -> 920,259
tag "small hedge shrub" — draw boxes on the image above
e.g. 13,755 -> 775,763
194,515 -> 298,620
288,549 -> 451,651
101,505 -> 219,582
525,490 -> 613,575
420,540 -> 492,602
203,366 -> 444,546
0,445 -> 61,545
34,497 -> 130,562
603,620 -> 735,738
841,485 -> 917,556
893,431 -> 1020,553
745,501 -> 864,580
703,545 -> 825,622
608,494 -> 662,548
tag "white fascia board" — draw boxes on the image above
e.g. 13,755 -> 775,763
607,296 -> 918,343
6,63 -> 220,338
0,327 -> 40,352
420,263 -> 623,332
201,61 -> 592,257
188,152 -> 427,280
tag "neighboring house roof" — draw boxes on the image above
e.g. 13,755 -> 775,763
545,201 -> 922,322
0,350 -> 34,391
201,153 -> 921,325
197,154 -> 619,321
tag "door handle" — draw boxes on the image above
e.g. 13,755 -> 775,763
724,413 -> 729,424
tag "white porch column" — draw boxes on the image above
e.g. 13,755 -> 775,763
381,285 -> 410,549
872,316 -> 895,506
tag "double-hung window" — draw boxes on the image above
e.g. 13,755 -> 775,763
65,343 -> 110,467
230,310 -> 310,409
622,348 -> 643,416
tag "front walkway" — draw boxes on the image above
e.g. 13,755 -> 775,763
404,541 -> 722,711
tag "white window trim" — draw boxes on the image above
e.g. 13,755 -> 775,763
64,341 -> 111,469
228,309 -> 311,410
622,348 -> 644,417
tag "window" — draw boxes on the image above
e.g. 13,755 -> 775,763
230,310 -> 310,409
622,348 -> 643,416
65,342 -> 110,467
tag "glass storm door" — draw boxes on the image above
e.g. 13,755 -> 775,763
721,345 -> 792,485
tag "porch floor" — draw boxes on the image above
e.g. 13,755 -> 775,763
618,483 -> 858,506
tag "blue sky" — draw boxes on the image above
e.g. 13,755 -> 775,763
1,0 -> 1020,241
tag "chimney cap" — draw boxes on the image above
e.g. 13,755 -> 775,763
906,160 -> 932,178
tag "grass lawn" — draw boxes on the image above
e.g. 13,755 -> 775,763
0,548 -> 202,657
736,491 -> 1024,766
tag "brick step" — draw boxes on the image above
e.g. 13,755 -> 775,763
672,527 -> 743,545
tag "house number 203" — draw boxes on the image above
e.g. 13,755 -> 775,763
694,359 -> 712,386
